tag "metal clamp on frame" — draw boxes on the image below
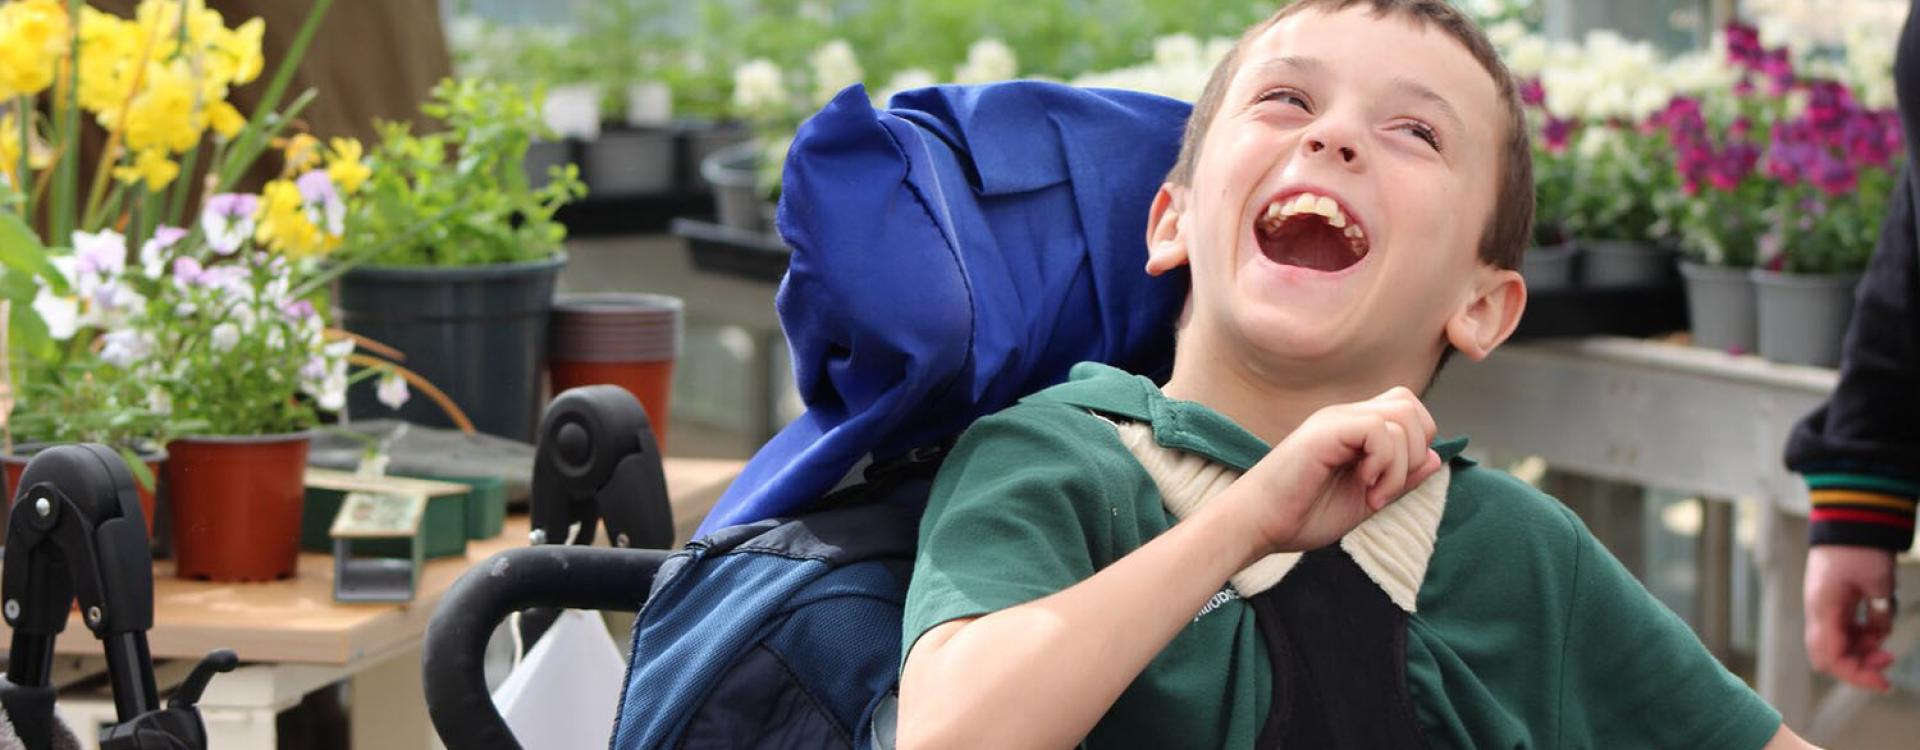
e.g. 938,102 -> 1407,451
0,444 -> 235,750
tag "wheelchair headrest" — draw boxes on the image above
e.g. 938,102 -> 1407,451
698,81 -> 1192,535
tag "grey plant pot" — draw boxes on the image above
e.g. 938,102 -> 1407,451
1751,268 -> 1861,368
1583,240 -> 1673,288
1521,242 -> 1579,291
582,126 -> 677,196
677,120 -> 752,190
337,254 -> 568,442
703,141 -> 772,234
523,139 -> 573,192
1678,261 -> 1757,353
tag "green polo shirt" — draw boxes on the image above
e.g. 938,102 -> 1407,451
903,362 -> 1781,749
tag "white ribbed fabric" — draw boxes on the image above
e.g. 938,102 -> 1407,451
1102,417 -> 1447,612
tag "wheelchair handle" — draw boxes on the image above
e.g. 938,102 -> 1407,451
423,545 -> 670,750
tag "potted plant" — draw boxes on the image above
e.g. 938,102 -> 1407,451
0,0 -> 430,580
1651,93 -> 1769,354
1752,91 -> 1900,367
1728,37 -> 1904,367
1522,110 -> 1580,291
1565,126 -> 1674,287
339,76 -> 586,442
572,0 -> 680,198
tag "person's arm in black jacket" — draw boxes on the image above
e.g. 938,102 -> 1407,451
1781,0 -> 1920,694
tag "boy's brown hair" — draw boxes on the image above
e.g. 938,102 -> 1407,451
1167,0 -> 1533,271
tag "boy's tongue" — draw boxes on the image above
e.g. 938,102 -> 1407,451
1259,217 -> 1360,273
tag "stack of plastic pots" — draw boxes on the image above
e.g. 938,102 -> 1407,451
549,293 -> 684,450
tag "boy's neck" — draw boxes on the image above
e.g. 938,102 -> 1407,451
1159,337 -> 1427,447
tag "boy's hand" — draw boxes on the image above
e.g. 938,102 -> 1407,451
1236,387 -> 1443,555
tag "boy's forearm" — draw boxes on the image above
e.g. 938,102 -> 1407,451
899,503 -> 1261,750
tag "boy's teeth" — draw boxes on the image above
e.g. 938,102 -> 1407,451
1260,191 -> 1358,234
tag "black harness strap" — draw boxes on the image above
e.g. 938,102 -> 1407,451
1248,547 -> 1429,749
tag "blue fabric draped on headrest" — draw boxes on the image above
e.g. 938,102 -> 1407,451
695,81 -> 1193,535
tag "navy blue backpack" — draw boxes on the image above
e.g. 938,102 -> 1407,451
608,82 -> 1190,749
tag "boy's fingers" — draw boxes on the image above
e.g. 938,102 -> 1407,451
1398,415 -> 1427,482
1373,422 -> 1410,510
1408,449 -> 1443,488
1356,422 -> 1392,491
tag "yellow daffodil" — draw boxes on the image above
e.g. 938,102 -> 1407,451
113,148 -> 179,191
326,138 -> 371,194
215,17 -> 264,86
122,59 -> 202,154
253,177 -> 336,258
0,0 -> 70,99
282,133 -> 322,173
207,99 -> 245,139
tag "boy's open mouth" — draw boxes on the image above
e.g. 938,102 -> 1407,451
1254,191 -> 1369,273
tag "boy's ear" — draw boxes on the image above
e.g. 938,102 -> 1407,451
1144,183 -> 1189,277
1444,268 -> 1527,361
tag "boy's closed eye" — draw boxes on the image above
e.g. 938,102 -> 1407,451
1250,84 -> 1446,153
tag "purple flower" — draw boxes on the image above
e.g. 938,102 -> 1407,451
1811,152 -> 1858,196
1520,78 -> 1546,108
1542,117 -> 1575,152
1725,23 -> 1762,66
300,356 -> 328,383
281,299 -> 316,321
172,256 -> 206,286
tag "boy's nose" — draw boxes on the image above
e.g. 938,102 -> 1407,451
1307,138 -> 1358,164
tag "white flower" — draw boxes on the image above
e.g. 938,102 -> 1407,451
1203,38 -> 1235,68
200,194 -> 258,255
376,371 -> 411,409
139,226 -> 187,279
146,387 -> 171,416
317,370 -> 347,413
31,286 -> 77,340
1503,35 -> 1549,79
955,38 -> 1018,84
210,322 -> 240,352
70,229 -> 126,297
808,40 -> 864,106
731,58 -> 790,121
874,68 -> 938,107
1486,20 -> 1528,50
99,330 -> 152,368
1153,34 -> 1203,68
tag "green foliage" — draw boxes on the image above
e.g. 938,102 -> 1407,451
354,78 -> 586,267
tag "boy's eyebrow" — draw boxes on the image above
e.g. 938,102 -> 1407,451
1389,75 -> 1464,131
1251,55 -> 1327,77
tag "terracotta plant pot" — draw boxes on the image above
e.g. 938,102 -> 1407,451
550,293 -> 683,451
4,443 -> 163,540
166,433 -> 310,582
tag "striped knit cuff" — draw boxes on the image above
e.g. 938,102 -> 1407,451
1806,473 -> 1919,552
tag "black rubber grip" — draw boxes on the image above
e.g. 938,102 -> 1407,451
423,545 -> 670,749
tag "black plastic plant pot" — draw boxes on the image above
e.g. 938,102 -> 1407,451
337,253 -> 568,442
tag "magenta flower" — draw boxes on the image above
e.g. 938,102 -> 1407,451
1520,78 -> 1545,108
1542,117 -> 1575,152
1811,153 -> 1858,196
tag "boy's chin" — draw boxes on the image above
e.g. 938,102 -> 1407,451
1231,308 -> 1358,366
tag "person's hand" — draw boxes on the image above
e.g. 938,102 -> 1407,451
1804,544 -> 1899,692
1232,387 -> 1444,554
